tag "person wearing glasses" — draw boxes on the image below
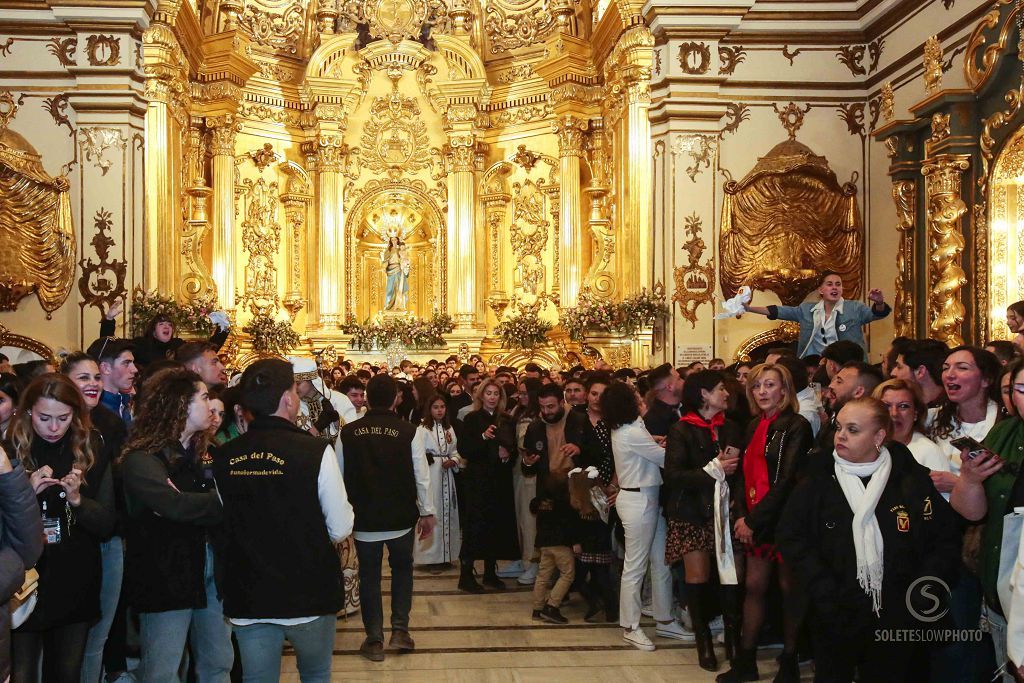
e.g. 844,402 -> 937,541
742,271 -> 890,359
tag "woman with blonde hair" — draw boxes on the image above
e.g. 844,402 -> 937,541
872,379 -> 949,473
720,363 -> 813,683
8,374 -> 114,683
457,378 -> 519,592
120,368 -> 230,682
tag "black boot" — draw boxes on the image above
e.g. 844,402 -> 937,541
687,583 -> 718,672
458,562 -> 484,593
772,651 -> 799,683
482,560 -> 506,590
720,585 -> 742,663
715,648 -> 759,683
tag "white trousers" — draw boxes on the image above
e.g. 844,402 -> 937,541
513,454 -> 538,563
616,487 -> 673,629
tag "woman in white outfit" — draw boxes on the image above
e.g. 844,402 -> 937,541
414,395 -> 464,568
600,381 -> 688,652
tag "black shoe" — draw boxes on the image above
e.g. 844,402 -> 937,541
540,604 -> 568,624
359,639 -> 385,662
716,649 -> 759,683
686,583 -> 718,672
482,574 -> 506,590
458,575 -> 484,593
584,600 -> 604,623
532,609 -> 543,620
772,652 -> 800,683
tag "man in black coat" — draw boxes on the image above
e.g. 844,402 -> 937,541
340,375 -> 435,662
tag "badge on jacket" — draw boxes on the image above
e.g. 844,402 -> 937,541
923,497 -> 933,520
896,510 -> 910,532
838,324 -> 847,332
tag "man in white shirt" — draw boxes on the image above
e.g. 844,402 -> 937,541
339,375 -> 435,662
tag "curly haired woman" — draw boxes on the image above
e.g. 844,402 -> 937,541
121,368 -> 230,683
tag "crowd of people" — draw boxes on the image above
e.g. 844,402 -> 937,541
0,279 -> 1023,682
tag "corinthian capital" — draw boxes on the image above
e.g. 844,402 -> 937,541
445,135 -> 476,173
553,115 -> 588,157
301,135 -> 347,172
206,115 -> 241,156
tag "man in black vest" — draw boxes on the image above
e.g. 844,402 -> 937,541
340,374 -> 435,662
211,359 -> 354,681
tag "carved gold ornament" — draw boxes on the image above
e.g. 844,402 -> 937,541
672,213 -> 715,328
366,0 -> 429,44
773,102 -> 811,140
892,181 -> 916,339
249,143 -> 282,171
237,177 -> 282,316
924,35 -> 943,95
922,155 -> 970,347
47,37 -> 76,67
720,137 -> 863,306
485,0 -> 556,54
733,322 -> 800,363
678,42 -> 711,75
85,35 -> 120,66
929,112 -> 951,148
0,121 -> 76,318
79,127 -> 128,176
881,82 -> 895,122
718,45 -> 746,75
360,89 -> 432,180
238,1 -> 304,54
78,208 -> 127,315
964,0 -> 1017,92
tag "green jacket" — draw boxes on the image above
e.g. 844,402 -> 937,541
981,418 -> 1024,612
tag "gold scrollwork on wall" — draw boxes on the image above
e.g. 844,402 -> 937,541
922,154 -> 970,347
78,208 -> 127,315
720,137 -> 863,306
892,181 -> 916,339
485,0 -> 555,54
238,1 -> 305,54
671,213 -> 715,328
360,90 -> 432,180
511,178 -> 550,297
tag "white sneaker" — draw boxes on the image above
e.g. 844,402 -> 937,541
623,628 -> 656,651
496,560 -> 524,578
517,562 -> 539,585
655,619 -> 695,642
676,605 -> 693,631
641,603 -> 654,618
709,615 -> 724,634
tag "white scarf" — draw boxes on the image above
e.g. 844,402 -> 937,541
702,458 -> 737,585
833,447 -> 892,614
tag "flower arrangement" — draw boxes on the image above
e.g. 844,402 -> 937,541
129,288 -> 223,337
242,313 -> 300,356
342,312 -> 455,351
494,309 -> 554,350
560,288 -> 669,342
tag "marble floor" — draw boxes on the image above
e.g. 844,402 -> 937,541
279,564 -> 812,682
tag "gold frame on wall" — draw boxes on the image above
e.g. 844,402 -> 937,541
0,323 -> 56,364
732,322 -> 800,363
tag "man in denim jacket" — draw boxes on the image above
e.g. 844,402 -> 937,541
743,271 -> 890,359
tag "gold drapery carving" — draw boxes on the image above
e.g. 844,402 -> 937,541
922,154 -> 970,347
0,123 -> 75,317
719,138 -> 863,305
892,180 -> 916,338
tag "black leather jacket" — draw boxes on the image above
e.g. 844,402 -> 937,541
663,417 -> 744,524
734,411 -> 814,543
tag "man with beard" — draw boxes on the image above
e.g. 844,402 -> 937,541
563,378 -> 587,412
890,338 -> 948,407
175,341 -> 228,390
643,363 -> 683,440
814,361 -> 884,455
453,365 -> 482,421
520,384 -> 588,622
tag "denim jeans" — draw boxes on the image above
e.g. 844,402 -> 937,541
138,545 -> 233,683
234,615 -> 336,683
79,536 -> 124,683
355,530 -> 415,643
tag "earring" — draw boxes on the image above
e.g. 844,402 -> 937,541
875,443 -> 882,453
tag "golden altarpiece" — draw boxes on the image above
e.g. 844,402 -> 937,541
130,0 -> 657,366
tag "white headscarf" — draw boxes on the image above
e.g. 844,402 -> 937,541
833,446 -> 892,614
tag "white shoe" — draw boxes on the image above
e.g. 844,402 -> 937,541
676,605 -> 693,631
496,560 -> 524,578
655,619 -> 695,642
709,615 -> 724,634
623,628 -> 656,651
641,603 -> 654,618
517,562 -> 539,585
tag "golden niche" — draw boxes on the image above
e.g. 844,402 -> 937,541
348,187 -> 442,321
988,124 -> 1024,340
719,137 -> 863,306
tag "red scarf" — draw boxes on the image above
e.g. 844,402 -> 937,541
678,411 -> 725,442
743,412 -> 779,509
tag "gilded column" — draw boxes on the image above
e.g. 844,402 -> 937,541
624,78 -> 653,294
921,154 -> 970,347
281,195 -> 310,320
207,115 -> 240,310
554,115 -> 587,308
480,193 -> 510,309
446,135 -> 478,328
892,180 -> 916,339
306,135 -> 346,328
